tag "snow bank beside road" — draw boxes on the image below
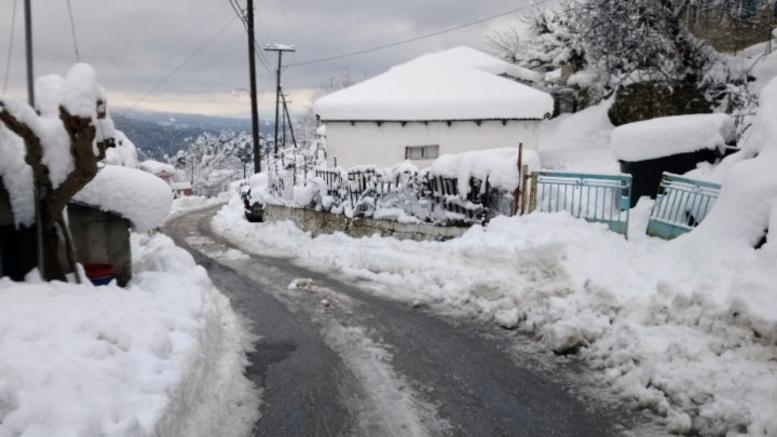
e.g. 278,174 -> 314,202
0,234 -> 258,437
213,200 -> 777,436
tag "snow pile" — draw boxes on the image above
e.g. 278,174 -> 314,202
315,47 -> 553,121
73,165 -> 173,232
139,160 -> 176,176
0,125 -> 34,227
537,99 -> 617,173
686,78 -> 777,249
427,147 -> 539,195
167,192 -> 231,223
610,113 -> 735,162
0,233 -> 258,437
104,131 -> 139,168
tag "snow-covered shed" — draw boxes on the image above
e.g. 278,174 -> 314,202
314,47 -> 554,169
69,165 -> 173,285
610,113 -> 736,204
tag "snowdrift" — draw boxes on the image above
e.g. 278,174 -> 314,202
0,234 -> 258,437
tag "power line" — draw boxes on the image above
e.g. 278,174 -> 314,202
277,0 -> 294,45
227,0 -> 275,75
123,15 -> 239,113
65,0 -> 80,62
3,0 -> 18,93
289,0 -> 551,67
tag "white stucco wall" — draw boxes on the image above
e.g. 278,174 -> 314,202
324,120 -> 543,169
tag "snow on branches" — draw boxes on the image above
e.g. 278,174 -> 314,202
0,63 -> 117,281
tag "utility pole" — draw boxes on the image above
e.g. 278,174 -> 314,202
281,91 -> 297,149
24,0 -> 44,276
245,0 -> 262,173
24,0 -> 34,106
263,44 -> 295,157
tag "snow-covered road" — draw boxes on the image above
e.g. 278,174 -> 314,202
165,206 -> 650,437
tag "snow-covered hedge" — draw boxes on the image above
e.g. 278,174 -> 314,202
0,234 -> 258,436
260,148 -> 533,225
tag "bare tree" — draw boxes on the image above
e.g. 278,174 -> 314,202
0,65 -> 115,281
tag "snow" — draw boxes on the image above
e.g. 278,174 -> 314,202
34,75 -> 66,118
171,182 -> 193,190
60,64 -> 105,118
315,47 -> 554,121
537,99 -> 618,173
73,165 -> 173,232
427,147 -> 539,194
428,46 -> 543,83
0,233 -> 258,437
103,130 -> 139,168
139,160 -> 176,176
685,78 -> 777,249
167,192 -> 230,222
0,97 -> 75,190
610,113 -> 735,162
0,125 -> 34,227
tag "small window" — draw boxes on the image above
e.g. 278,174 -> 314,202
405,145 -> 439,160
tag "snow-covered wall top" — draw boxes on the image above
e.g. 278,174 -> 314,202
73,165 -> 173,232
139,160 -> 175,176
426,147 -> 540,194
610,113 -> 735,162
315,47 -> 554,122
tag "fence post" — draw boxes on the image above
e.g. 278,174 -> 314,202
528,173 -> 538,213
512,142 -> 524,216
520,165 -> 529,215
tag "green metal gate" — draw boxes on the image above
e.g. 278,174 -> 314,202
646,173 -> 721,240
528,171 -> 633,236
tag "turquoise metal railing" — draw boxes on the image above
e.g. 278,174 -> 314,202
646,173 -> 721,240
528,171 -> 633,236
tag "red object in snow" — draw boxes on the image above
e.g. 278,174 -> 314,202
84,263 -> 115,286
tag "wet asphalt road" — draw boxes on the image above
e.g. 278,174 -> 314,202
164,206 -> 641,437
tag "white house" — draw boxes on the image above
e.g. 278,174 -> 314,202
314,46 -> 554,169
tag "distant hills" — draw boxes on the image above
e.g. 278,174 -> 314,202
113,109 -> 275,160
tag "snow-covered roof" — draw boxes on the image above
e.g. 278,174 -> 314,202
73,165 -> 173,232
427,46 -> 543,83
610,114 -> 735,162
315,47 -> 554,122
139,160 -> 176,176
171,182 -> 192,190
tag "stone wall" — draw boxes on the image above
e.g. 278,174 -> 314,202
608,81 -> 712,127
686,5 -> 776,53
68,203 -> 132,286
265,204 -> 469,241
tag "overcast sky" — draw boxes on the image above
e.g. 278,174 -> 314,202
0,0 -> 539,117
